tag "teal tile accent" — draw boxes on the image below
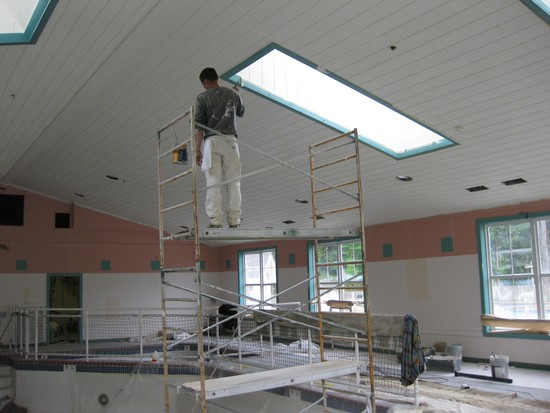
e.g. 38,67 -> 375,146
200,260 -> 205,270
225,259 -> 231,269
441,236 -> 454,253
101,260 -> 111,271
151,260 -> 161,270
16,260 -> 28,271
382,243 -> 393,258
289,253 -> 296,265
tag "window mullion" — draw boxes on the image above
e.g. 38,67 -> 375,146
485,225 -> 496,315
338,242 -> 344,301
531,219 -> 544,319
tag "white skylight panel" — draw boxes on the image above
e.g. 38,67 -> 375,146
0,0 -> 56,45
0,0 -> 39,33
224,45 -> 456,159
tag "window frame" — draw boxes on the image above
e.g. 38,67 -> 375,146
221,43 -> 457,160
238,246 -> 278,309
520,0 -> 550,25
0,0 -> 58,45
477,211 -> 550,340
308,238 -> 365,312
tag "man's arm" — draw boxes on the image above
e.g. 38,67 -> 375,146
195,128 -> 204,166
233,87 -> 245,118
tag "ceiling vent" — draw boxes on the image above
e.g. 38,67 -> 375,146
501,178 -> 527,186
466,185 -> 489,193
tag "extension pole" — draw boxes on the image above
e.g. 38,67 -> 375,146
455,371 -> 513,384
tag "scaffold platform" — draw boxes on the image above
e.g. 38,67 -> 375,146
167,227 -> 360,241
177,360 -> 364,400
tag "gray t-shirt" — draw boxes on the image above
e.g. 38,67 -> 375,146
195,86 -> 245,138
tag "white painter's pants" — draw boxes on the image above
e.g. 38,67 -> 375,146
203,135 -> 242,226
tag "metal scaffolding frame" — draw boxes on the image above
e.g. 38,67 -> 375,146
156,107 -> 374,412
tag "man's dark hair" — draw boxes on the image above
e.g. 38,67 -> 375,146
199,67 -> 218,82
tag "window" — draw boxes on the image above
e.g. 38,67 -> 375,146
0,0 -> 57,45
310,239 -> 365,312
0,194 -> 24,226
222,43 -> 456,159
478,214 -> 550,330
55,212 -> 71,228
239,247 -> 277,309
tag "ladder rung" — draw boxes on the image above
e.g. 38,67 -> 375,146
316,204 -> 360,216
157,110 -> 191,134
159,139 -> 191,159
314,179 -> 358,194
162,200 -> 193,213
160,169 -> 193,186
323,334 -> 368,343
309,130 -> 355,148
316,260 -> 363,267
161,266 -> 197,273
319,286 -> 363,290
311,154 -> 356,171
164,298 -> 196,302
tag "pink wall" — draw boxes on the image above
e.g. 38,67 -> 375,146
2,186 -> 550,273
366,199 -> 550,261
0,187 -> 211,273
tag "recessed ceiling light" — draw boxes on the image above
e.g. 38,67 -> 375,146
282,220 -> 295,225
466,185 -> 489,192
396,175 -> 413,182
295,199 -> 309,204
501,178 -> 527,186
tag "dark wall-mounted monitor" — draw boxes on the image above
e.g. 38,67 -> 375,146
0,194 -> 25,226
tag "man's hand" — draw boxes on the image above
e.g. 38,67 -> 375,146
195,129 -> 204,166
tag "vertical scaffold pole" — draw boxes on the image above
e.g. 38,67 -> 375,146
308,144 -> 328,412
308,129 -> 375,412
190,107 -> 208,413
157,129 -> 171,412
352,129 -> 376,411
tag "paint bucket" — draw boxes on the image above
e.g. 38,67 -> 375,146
489,354 -> 509,379
447,344 -> 463,366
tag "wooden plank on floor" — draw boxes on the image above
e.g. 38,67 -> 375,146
178,360 -> 364,400
481,314 -> 550,331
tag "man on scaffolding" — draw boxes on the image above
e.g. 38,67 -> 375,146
194,67 -> 245,229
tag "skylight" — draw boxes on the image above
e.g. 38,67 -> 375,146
521,0 -> 550,24
0,0 -> 57,45
223,44 -> 456,159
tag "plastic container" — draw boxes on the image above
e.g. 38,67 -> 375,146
447,344 -> 463,366
489,354 -> 509,379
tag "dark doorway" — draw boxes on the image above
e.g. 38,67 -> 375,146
47,274 -> 82,343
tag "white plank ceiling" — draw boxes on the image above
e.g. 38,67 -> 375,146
1,0 -> 549,236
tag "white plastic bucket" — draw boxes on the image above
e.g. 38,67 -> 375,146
490,354 -> 509,379
447,344 -> 463,366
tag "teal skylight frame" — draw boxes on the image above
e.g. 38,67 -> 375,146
521,0 -> 550,25
222,43 -> 457,160
0,0 -> 58,45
